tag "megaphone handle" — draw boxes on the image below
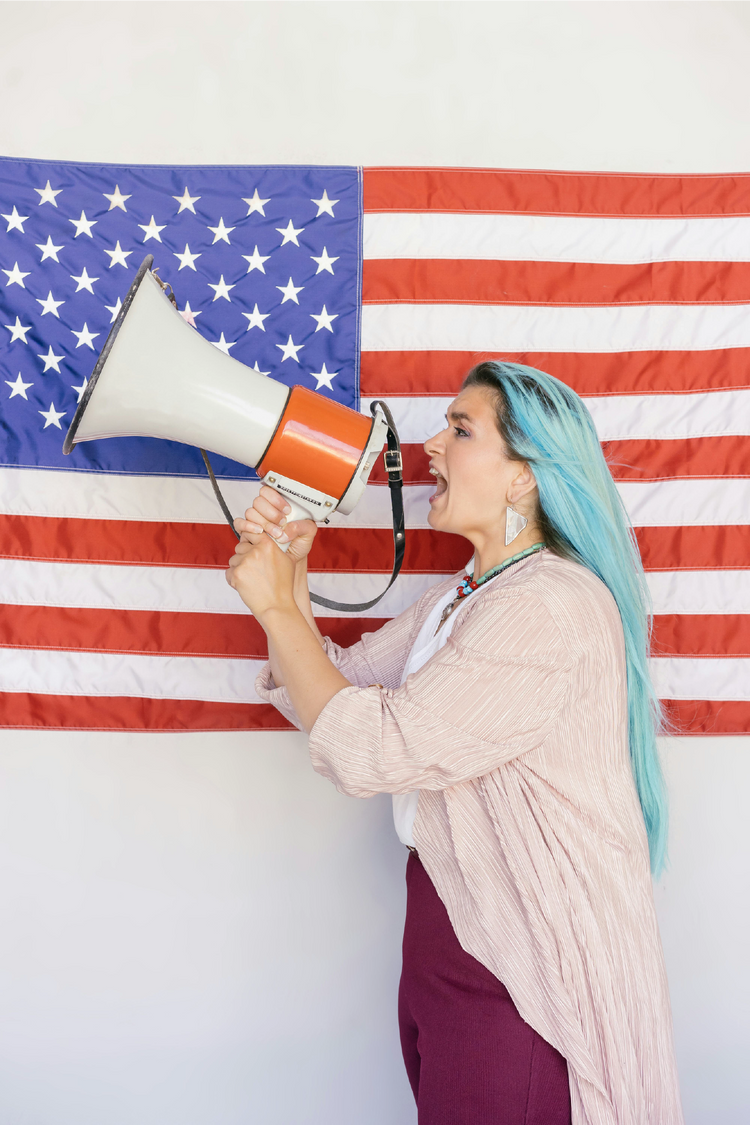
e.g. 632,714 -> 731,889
267,492 -> 319,553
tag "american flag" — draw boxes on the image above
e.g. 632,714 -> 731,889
1,159 -> 748,734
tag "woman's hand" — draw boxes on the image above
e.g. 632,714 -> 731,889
226,485 -> 319,620
233,484 -> 318,564
226,530 -> 298,620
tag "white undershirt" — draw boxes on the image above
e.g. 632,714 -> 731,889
391,562 -> 474,847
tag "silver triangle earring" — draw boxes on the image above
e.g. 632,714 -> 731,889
505,505 -> 528,546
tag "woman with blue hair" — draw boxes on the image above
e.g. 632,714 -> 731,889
228,361 -> 684,1125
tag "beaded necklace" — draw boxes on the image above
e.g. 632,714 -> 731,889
433,541 -> 547,636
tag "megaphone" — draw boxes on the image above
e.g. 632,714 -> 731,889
63,256 -> 405,612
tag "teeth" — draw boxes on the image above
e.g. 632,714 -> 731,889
429,467 -> 441,476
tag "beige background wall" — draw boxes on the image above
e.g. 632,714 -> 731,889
1,4 -> 749,1122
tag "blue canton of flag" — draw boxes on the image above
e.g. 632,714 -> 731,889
0,158 -> 361,479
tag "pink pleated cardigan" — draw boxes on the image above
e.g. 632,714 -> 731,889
255,549 -> 684,1125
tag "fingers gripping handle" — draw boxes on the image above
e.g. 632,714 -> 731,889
267,492 -> 318,553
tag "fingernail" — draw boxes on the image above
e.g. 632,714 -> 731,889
279,517 -> 287,527
283,503 -> 291,514
270,526 -> 282,538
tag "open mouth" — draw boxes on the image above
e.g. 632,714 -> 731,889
429,466 -> 448,503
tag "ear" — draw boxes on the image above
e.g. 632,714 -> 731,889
507,462 -> 538,506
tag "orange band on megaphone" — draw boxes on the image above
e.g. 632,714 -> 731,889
257,385 -> 372,500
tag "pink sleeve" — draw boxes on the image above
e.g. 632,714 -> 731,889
306,587 -> 574,797
254,579 -> 453,730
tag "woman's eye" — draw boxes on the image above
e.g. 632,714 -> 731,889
453,426 -> 469,438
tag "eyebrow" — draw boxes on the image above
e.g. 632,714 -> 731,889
446,409 -> 474,424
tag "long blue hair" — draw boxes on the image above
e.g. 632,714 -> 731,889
462,361 -> 668,875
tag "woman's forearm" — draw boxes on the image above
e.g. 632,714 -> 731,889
262,604 -> 351,731
268,557 -> 325,687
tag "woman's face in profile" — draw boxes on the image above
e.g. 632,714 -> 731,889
424,385 -> 531,542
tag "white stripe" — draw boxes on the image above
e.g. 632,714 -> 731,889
2,647 -> 746,706
1,557 -> 746,619
0,559 -> 453,620
360,390 -> 750,442
645,570 -> 750,615
616,479 -> 750,528
364,212 -> 750,265
1,467 -> 747,529
344,477 -> 750,529
650,657 -> 750,702
0,466 -> 259,524
361,303 -> 750,353
0,647 -> 266,705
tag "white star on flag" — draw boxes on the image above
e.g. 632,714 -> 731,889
36,236 -> 64,263
311,247 -> 339,275
34,180 -> 63,206
36,291 -> 65,318
208,275 -> 235,302
71,323 -> 100,350
208,218 -> 234,244
249,360 -> 271,376
105,298 -> 123,323
310,305 -> 338,332
71,267 -> 100,294
2,206 -> 29,233
276,335 -> 304,362
139,216 -> 167,242
5,372 -> 33,399
39,402 -> 67,429
71,378 -> 89,403
243,190 -> 270,216
242,246 -> 270,273
211,332 -> 236,354
5,316 -> 31,343
174,244 -> 201,270
103,241 -> 132,268
180,301 -> 201,326
69,211 -> 97,237
276,219 -> 304,246
309,363 -> 338,390
38,346 -> 65,373
242,304 -> 271,331
276,277 -> 304,305
311,190 -> 339,217
103,185 -> 131,211
173,187 -> 200,214
3,262 -> 30,288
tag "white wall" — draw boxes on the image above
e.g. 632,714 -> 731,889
1,3 -> 749,1123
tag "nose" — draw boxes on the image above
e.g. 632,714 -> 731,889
424,423 -> 448,457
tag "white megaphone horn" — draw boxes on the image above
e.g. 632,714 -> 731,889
62,255 -> 405,612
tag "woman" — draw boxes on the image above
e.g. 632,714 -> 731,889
226,361 -> 684,1125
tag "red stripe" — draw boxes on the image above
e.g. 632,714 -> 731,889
1,516 -> 748,572
1,691 -> 746,734
0,604 -> 387,659
0,515 -> 472,575
663,699 -> 750,735
636,525 -> 750,571
363,168 -> 750,217
0,693 -> 294,731
603,437 -> 750,482
360,349 -> 750,397
2,604 -> 745,661
363,259 -> 750,307
652,615 -> 750,658
365,437 -> 750,485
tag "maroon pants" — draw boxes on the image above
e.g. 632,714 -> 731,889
398,852 -> 572,1125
